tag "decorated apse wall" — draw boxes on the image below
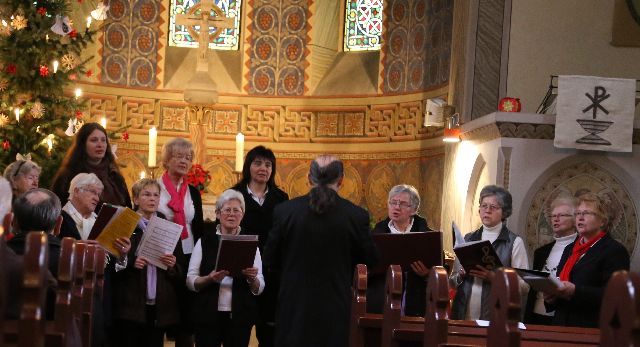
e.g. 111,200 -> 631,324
82,0 -> 453,227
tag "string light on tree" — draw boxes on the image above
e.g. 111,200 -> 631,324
52,60 -> 59,73
75,88 -> 82,99
14,107 -> 20,122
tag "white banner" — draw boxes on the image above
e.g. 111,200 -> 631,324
554,75 -> 636,152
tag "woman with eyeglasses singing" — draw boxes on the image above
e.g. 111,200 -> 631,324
157,137 -> 204,347
3,155 -> 41,200
51,122 -> 132,210
366,184 -> 434,316
544,192 -> 629,328
451,185 -> 530,320
187,189 -> 264,347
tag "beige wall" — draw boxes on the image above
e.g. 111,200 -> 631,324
507,0 -> 640,115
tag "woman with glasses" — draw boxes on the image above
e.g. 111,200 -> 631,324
58,172 -> 132,346
3,155 -> 41,200
157,137 -> 204,347
524,196 -> 578,325
545,192 -> 629,327
51,122 -> 132,210
230,145 -> 288,347
367,184 -> 433,316
187,189 -> 264,347
451,185 -> 529,320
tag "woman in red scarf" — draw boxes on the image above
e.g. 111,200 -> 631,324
157,137 -> 203,347
545,192 -> 629,327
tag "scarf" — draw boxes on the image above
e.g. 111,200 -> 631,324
87,160 -> 127,207
137,216 -> 157,302
162,171 -> 189,240
558,231 -> 606,281
62,201 -> 97,240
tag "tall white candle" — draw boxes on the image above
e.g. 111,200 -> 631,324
148,127 -> 157,167
235,132 -> 244,172
100,116 -> 107,129
14,108 -> 19,122
52,60 -> 59,73
140,171 -> 146,180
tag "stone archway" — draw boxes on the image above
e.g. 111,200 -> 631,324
525,161 -> 637,256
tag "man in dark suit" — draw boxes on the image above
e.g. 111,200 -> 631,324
524,196 -> 577,324
264,155 -> 378,347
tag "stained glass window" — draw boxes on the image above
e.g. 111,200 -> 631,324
169,0 -> 242,50
344,0 -> 383,51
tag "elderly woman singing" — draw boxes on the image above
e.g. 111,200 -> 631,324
187,189 -> 264,347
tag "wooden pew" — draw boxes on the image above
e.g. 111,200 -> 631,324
388,267 -> 600,347
0,227 -> 7,344
81,244 -> 98,347
349,264 -> 368,347
599,270 -> 640,346
17,232 -> 49,347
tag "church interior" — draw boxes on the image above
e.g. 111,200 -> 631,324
73,0 -> 639,270
2,0 -> 640,345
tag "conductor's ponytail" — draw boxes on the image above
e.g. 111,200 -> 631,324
308,157 -> 343,214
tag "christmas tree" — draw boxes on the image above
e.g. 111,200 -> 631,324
0,0 -> 102,186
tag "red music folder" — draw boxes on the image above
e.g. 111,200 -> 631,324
371,231 -> 443,274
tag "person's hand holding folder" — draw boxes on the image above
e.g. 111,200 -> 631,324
242,267 -> 261,293
469,264 -> 495,283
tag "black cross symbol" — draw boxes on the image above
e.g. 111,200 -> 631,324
582,86 -> 610,119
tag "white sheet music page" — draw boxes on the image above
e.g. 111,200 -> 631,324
136,215 -> 183,270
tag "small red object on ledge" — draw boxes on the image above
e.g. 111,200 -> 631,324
498,97 -> 521,112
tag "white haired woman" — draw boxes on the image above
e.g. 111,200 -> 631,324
58,172 -> 131,346
187,189 -> 264,347
367,184 -> 434,316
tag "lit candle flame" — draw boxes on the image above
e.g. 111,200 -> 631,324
75,88 -> 82,98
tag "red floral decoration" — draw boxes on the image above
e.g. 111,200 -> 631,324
69,73 -> 77,80
2,139 -> 10,151
186,164 -> 211,195
121,130 -> 129,142
39,65 -> 49,77
6,64 -> 16,74
75,110 -> 83,119
69,30 -> 77,39
37,7 -> 47,16
498,97 -> 522,112
86,69 -> 93,77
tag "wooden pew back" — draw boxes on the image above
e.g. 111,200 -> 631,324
487,268 -> 521,347
600,270 -> 640,346
423,266 -> 450,347
18,232 -> 49,347
381,265 -> 403,347
349,264 -> 368,347
0,227 -> 7,343
53,238 -> 76,337
81,244 -> 98,347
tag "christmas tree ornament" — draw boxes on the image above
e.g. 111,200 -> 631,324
3,139 -> 10,151
91,3 -> 110,20
0,79 -> 7,91
61,54 -> 77,71
69,73 -> 77,80
86,69 -> 93,77
37,7 -> 46,16
39,65 -> 50,77
6,63 -> 16,74
69,29 -> 77,39
0,21 -> 11,36
50,15 -> 72,35
121,130 -> 129,142
65,118 -> 76,136
75,110 -> 83,119
0,113 -> 8,127
30,101 -> 45,118
11,15 -> 27,30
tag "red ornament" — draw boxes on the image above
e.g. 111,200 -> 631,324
39,65 -> 50,77
37,7 -> 47,15
2,139 -> 10,151
121,131 -> 129,142
498,97 -> 522,112
86,69 -> 93,77
6,64 -> 16,75
75,111 -> 83,119
69,30 -> 77,39
69,73 -> 77,81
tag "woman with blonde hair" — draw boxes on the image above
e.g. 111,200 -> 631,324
3,154 -> 41,199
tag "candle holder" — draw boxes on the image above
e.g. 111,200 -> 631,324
143,165 -> 159,179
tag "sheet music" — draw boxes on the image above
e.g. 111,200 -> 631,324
136,215 -> 183,270
95,207 -> 140,256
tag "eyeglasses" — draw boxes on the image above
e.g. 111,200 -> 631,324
220,208 -> 243,215
81,187 -> 102,197
574,210 -> 598,217
550,213 -> 573,219
480,204 -> 502,211
173,153 -> 193,161
388,200 -> 412,209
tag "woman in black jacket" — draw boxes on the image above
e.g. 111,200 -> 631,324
231,145 -> 288,346
113,178 -> 185,347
